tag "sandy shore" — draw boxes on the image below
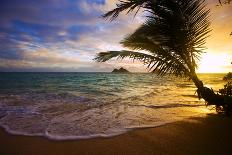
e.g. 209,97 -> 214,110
0,114 -> 232,155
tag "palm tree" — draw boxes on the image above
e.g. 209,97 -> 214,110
94,0 -> 230,112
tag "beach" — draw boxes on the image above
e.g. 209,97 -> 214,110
1,114 -> 232,155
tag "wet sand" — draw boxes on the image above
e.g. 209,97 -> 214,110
0,114 -> 232,155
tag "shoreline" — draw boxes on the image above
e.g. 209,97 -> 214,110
0,111 -> 210,141
1,114 -> 232,155
0,107 -> 211,141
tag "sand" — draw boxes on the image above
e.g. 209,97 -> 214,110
0,114 -> 232,155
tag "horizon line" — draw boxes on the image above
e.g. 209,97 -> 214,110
0,71 -> 229,74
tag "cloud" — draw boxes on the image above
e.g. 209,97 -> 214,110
0,0 -> 106,64
0,0 -> 105,26
0,0 -> 231,72
0,0 -> 146,72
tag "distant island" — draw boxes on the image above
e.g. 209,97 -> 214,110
112,67 -> 130,73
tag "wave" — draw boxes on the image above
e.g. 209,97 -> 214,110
0,101 -> 210,141
0,123 -> 130,140
0,73 -> 220,140
128,103 -> 204,109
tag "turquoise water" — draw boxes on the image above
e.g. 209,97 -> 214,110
0,73 -> 226,140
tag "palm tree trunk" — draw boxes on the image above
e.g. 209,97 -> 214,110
190,72 -> 232,115
190,72 -> 204,90
190,72 -> 225,106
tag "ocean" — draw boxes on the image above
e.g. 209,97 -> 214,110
0,72 -> 226,140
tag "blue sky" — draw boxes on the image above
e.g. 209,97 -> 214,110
0,0 -> 231,72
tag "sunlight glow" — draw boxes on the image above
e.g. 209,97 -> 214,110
197,53 -> 231,73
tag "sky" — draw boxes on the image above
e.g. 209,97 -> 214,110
0,0 -> 231,73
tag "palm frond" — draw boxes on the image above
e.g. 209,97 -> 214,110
94,50 -> 189,77
102,0 -> 156,21
96,0 -> 211,78
94,50 -> 157,62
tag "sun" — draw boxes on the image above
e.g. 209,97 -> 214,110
197,53 -> 231,73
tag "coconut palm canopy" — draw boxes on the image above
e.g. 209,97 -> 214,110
95,0 -> 211,78
95,0 -> 232,113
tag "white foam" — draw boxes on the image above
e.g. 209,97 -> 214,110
0,124 -> 44,137
0,108 -> 212,141
44,129 -> 130,140
0,123 -> 131,140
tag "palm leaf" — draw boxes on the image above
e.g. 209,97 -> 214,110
94,50 -> 189,77
102,0 -> 157,21
95,0 -> 211,77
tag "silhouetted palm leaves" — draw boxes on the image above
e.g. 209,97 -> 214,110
95,0 -> 211,78
102,0 -> 157,21
95,0 -> 232,113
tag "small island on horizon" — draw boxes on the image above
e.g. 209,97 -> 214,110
112,67 -> 130,73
